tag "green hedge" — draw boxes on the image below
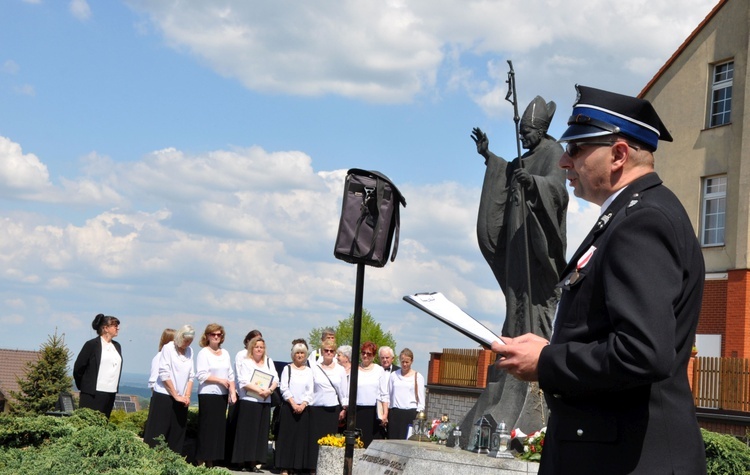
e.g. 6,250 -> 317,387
703,428 -> 750,475
0,409 -> 229,475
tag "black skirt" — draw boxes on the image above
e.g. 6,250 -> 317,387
78,390 -> 117,419
388,407 -> 417,440
143,392 -> 189,453
231,400 -> 271,464
274,402 -> 313,470
196,393 -> 229,462
355,405 -> 379,447
308,405 -> 341,468
224,397 -> 240,462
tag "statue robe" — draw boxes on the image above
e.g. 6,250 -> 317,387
477,137 -> 568,338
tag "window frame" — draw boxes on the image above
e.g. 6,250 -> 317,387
708,60 -> 733,128
701,175 -> 727,247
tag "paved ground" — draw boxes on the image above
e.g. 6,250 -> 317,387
209,464 -> 283,474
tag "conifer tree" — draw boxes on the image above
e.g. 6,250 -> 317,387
10,331 -> 73,414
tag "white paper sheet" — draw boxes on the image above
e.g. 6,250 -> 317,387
403,292 -> 504,347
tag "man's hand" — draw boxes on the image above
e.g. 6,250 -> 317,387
494,333 -> 549,382
471,127 -> 490,159
513,168 -> 536,192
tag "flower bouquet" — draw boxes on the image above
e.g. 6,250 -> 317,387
518,427 -> 546,461
428,415 -> 454,444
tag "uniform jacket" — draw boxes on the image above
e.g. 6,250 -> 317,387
74,336 -> 123,395
538,173 -> 706,475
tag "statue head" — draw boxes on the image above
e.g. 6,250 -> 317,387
520,96 -> 556,150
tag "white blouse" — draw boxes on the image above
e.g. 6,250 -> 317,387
280,364 -> 314,405
96,337 -> 121,393
154,341 -> 195,397
388,369 -> 425,411
236,355 -> 278,403
148,352 -> 160,389
355,364 -> 389,406
312,363 -> 349,407
196,347 -> 234,395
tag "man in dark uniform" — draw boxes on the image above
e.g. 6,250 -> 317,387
493,85 -> 706,475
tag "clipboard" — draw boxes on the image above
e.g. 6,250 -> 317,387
403,292 -> 505,347
250,369 -> 274,388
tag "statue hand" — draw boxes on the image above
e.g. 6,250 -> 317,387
471,127 -> 489,158
513,168 -> 535,192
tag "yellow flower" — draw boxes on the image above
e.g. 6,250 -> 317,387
317,434 -> 364,448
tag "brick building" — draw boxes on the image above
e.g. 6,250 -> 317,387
640,0 -> 749,360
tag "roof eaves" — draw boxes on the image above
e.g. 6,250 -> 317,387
639,0 -> 730,98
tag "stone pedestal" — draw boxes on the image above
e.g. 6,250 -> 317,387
356,440 -> 539,475
316,445 -> 364,475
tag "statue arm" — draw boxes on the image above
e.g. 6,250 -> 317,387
471,127 -> 493,162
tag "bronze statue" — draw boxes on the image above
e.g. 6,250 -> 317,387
472,96 -> 568,339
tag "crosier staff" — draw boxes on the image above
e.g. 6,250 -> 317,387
504,60 -> 533,332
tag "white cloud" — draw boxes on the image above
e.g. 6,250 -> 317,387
0,129 -> 606,378
69,0 -> 92,21
13,84 -> 35,96
0,137 -> 51,192
124,0 -> 717,106
0,137 -> 124,205
126,0 -> 442,103
2,60 -> 20,74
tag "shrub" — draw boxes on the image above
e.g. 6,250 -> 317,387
109,408 -> 149,436
67,407 -> 109,430
0,413 -> 74,448
0,412 -> 230,475
702,428 -> 750,475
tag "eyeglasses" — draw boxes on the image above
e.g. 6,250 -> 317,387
322,349 -> 336,354
564,140 -> 640,158
108,324 -> 120,328
361,351 -> 373,357
209,332 -> 223,337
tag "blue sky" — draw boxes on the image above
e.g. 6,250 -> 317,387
1,0 -> 718,379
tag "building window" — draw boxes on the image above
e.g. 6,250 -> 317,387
709,61 -> 733,127
701,175 -> 726,246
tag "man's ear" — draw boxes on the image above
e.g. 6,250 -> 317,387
610,141 -> 630,172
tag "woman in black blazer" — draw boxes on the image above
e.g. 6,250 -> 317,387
73,313 -> 123,418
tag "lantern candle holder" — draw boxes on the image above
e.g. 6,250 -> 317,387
408,410 -> 431,442
470,414 -> 495,454
489,420 -> 514,458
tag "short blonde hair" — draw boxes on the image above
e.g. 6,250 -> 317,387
246,336 -> 266,360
